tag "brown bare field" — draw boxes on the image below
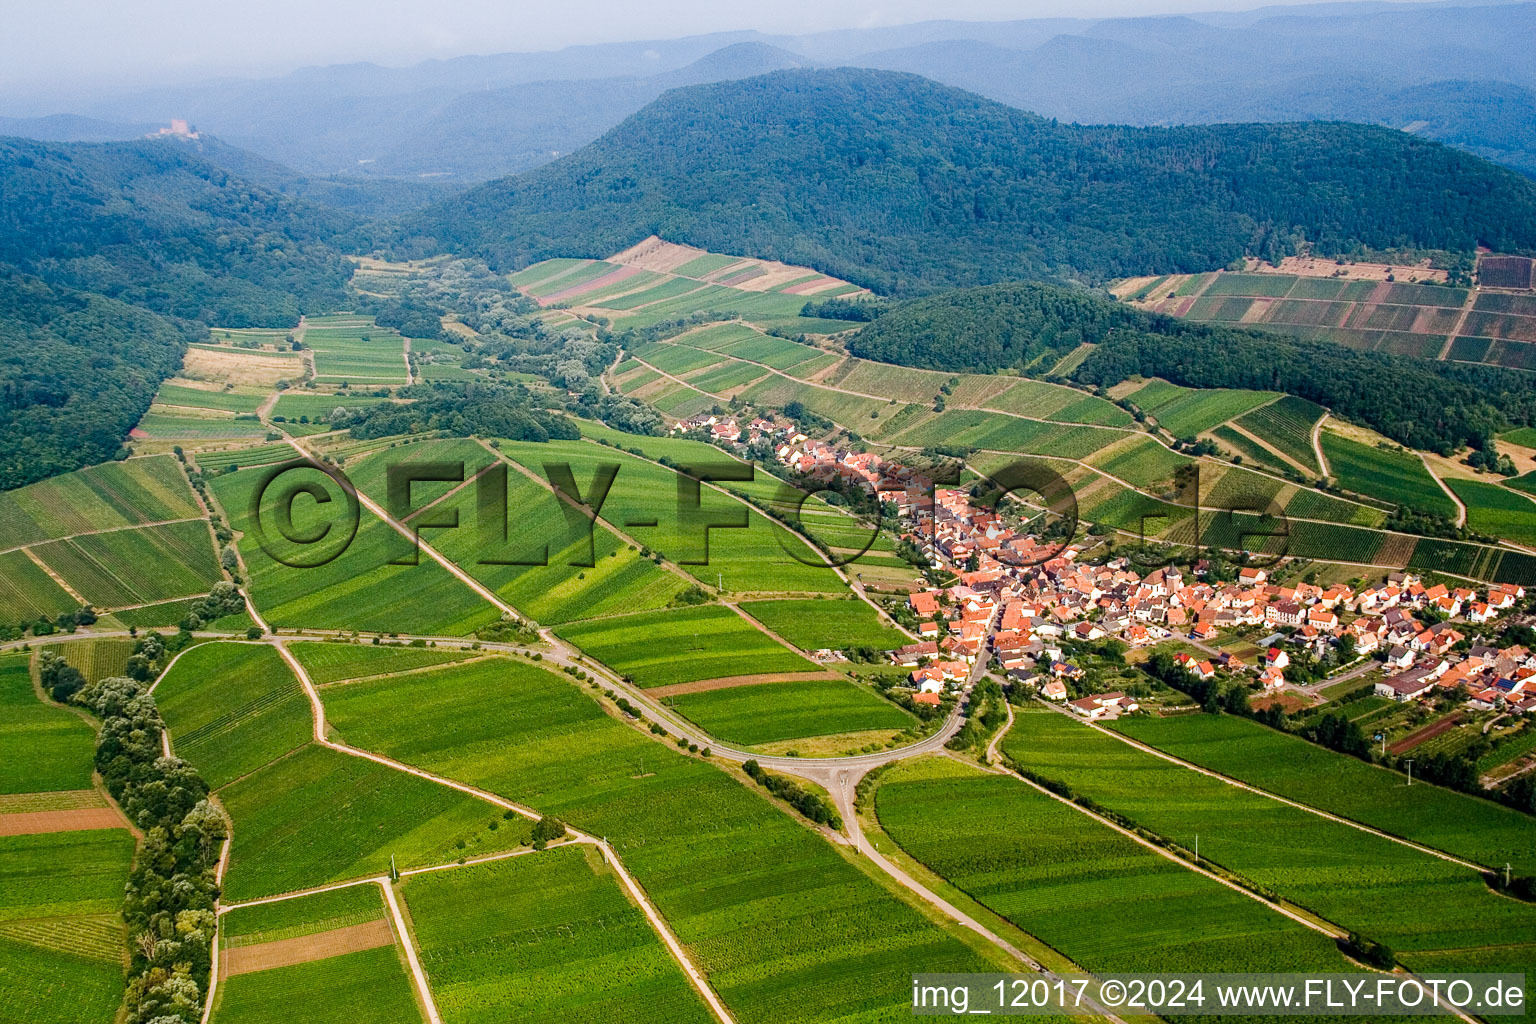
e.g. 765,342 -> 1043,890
1375,533 -> 1419,568
609,236 -> 708,274
1390,712 -> 1464,755
183,346 -> 304,386
220,919 -> 396,978
0,807 -> 126,836
1245,256 -> 1447,283
648,670 -> 845,697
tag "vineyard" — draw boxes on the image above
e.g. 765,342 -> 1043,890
1003,710 -> 1536,958
1234,396 -> 1326,473
403,845 -> 713,1024
738,597 -> 908,650
0,454 -> 200,551
553,606 -> 820,688
1319,433 -> 1457,517
875,757 -> 1351,975
211,946 -> 422,1024
289,640 -> 480,685
664,677 -> 915,746
1111,714 -> 1536,874
319,655 -> 1000,1024
0,654 -> 97,794
31,519 -> 222,608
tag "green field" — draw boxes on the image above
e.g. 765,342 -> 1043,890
155,383 -> 269,415
318,654 -> 998,1024
289,641 -> 481,685
303,321 -> 409,384
738,597 -> 908,650
211,945 -> 421,1024
1234,396 -> 1325,473
403,845 -> 712,1024
1446,476 -> 1536,547
876,757 -> 1351,976
341,439 -> 690,624
496,438 -> 847,594
1002,710 -> 1536,960
32,519 -> 222,608
211,465 -> 500,636
1088,436 -> 1193,490
0,549 -> 80,625
666,678 -> 916,746
1111,714 -> 1536,875
214,884 -> 419,1024
155,642 -> 312,789
0,454 -> 201,550
217,743 -> 530,902
0,654 -> 97,794
1132,383 -> 1278,438
555,606 -> 819,687
0,830 -> 135,1024
1320,433 -> 1457,517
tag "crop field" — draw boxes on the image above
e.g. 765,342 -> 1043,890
344,441 -> 689,624
1233,396 -> 1325,473
270,392 -> 397,422
1282,486 -> 1387,527
709,332 -> 828,371
496,438 -> 847,594
0,829 -> 133,1023
555,606 -> 819,687
875,757 -> 1351,976
665,677 -> 915,746
154,382 -> 269,415
155,642 -> 312,789
211,945 -> 421,1024
738,598 -> 907,650
111,596 -> 252,632
1003,710 -> 1536,956
217,742 -> 530,902
403,844 -> 712,1024
1319,433 -> 1457,516
134,410 -> 270,443
1446,477 -> 1536,546
1087,436 -> 1192,490
882,409 -> 1123,460
1111,714 -> 1536,874
319,658 -> 998,1024
630,341 -> 728,377
290,641 -> 480,685
0,550 -> 77,626
222,882 -> 387,948
0,454 -> 200,550
57,639 -> 135,683
686,359 -> 770,393
195,443 -> 300,473
738,374 -> 888,425
1129,382 -> 1278,438
304,322 -> 409,384
31,519 -> 222,608
0,654 -> 96,794
210,466 -> 500,636
980,378 -> 1132,426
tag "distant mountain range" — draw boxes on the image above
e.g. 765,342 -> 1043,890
389,68 -> 1536,293
5,0 -> 1536,184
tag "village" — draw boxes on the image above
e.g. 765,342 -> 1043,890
672,409 -> 1536,729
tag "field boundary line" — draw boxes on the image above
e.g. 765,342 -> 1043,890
272,637 -> 737,1024
1039,702 -> 1489,873
378,878 -> 440,1024
20,546 -> 87,604
0,517 -> 208,558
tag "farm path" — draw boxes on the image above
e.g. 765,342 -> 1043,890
271,638 -> 739,1024
1420,454 -> 1468,527
984,698 -> 1015,766
1224,420 -> 1316,477
1437,291 -> 1480,361
465,436 -> 829,659
1036,699 -> 1489,872
1313,414 -> 1330,477
402,337 -> 413,386
20,547 -> 87,604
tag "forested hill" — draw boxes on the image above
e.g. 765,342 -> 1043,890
391,68 -> 1536,293
847,281 -> 1536,455
0,274 -> 186,488
0,136 -> 356,326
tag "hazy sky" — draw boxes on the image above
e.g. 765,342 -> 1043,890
3,0 -> 1428,96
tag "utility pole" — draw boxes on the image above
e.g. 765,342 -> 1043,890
1195,834 -> 1199,862
1405,759 -> 1414,786
1507,863 -> 1513,888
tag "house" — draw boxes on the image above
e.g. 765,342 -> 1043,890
912,692 -> 943,707
1376,671 -> 1436,702
1258,666 -> 1285,689
1039,678 -> 1068,701
1264,647 -> 1290,671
